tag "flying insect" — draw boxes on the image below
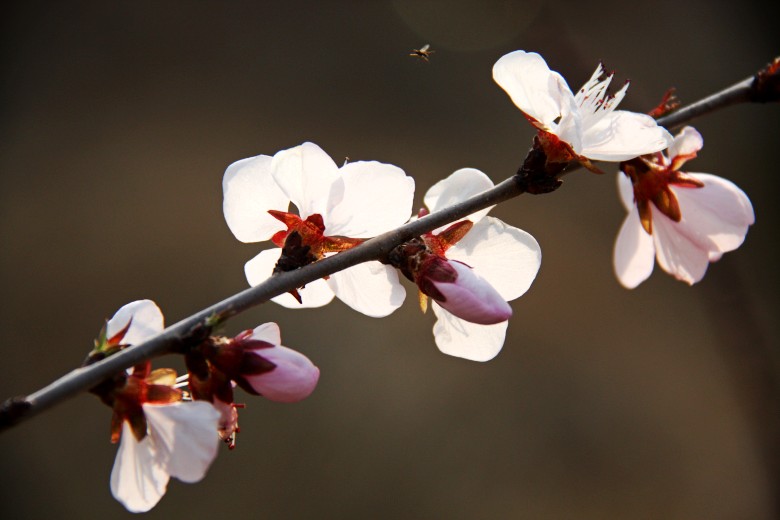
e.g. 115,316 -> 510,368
409,44 -> 434,62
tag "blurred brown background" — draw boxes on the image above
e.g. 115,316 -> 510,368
1,1 -> 778,518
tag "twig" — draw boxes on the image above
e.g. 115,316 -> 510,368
655,76 -> 754,129
657,56 -> 779,128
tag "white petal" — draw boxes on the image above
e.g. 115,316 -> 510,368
270,142 -> 341,219
107,300 -> 164,346
613,207 -> 656,289
222,155 -> 289,243
142,402 -> 220,483
555,106 -> 584,152
671,173 -> 754,253
446,217 -> 541,301
326,161 -> 415,237
667,126 -> 703,160
110,422 -> 169,513
492,50 -> 573,128
617,171 -> 635,211
244,248 -> 336,308
651,210 -> 710,285
244,248 -> 281,287
326,261 -> 406,317
273,280 -> 335,308
424,168 -> 495,229
431,304 -> 508,362
249,322 -> 282,345
580,111 -> 673,161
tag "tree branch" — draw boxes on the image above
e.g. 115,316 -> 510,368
0,177 -> 524,432
2,57 -> 777,433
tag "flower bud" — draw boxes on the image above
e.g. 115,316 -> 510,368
418,257 -> 512,325
205,324 -> 320,403
241,343 -> 320,403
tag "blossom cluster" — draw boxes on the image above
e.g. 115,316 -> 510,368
91,48 -> 755,513
89,300 -> 319,512
223,147 -> 543,362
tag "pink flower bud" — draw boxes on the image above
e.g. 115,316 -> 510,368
420,257 -> 512,325
241,343 -> 320,403
207,324 -> 320,403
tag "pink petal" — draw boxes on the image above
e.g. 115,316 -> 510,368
431,304 -> 509,362
270,142 -> 341,219
671,173 -> 754,254
326,161 -> 415,237
107,300 -> 164,347
244,346 -> 320,403
430,260 -> 512,325
222,154 -> 289,243
249,322 -> 282,345
326,261 -> 406,317
613,207 -> 656,289
142,401 -> 221,483
651,210 -> 710,285
667,126 -> 703,161
492,50 -> 573,129
446,217 -> 541,301
110,422 -> 169,513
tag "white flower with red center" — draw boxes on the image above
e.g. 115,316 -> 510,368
492,50 -> 672,170
223,142 -> 415,317
394,168 -> 541,362
613,126 -> 755,288
99,300 -> 221,513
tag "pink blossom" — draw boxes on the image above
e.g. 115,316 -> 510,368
614,126 -> 755,287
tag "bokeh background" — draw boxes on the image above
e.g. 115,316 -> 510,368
1,1 -> 778,518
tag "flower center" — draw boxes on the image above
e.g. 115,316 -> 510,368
621,156 -> 704,234
266,210 -> 365,303
268,210 -> 365,270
